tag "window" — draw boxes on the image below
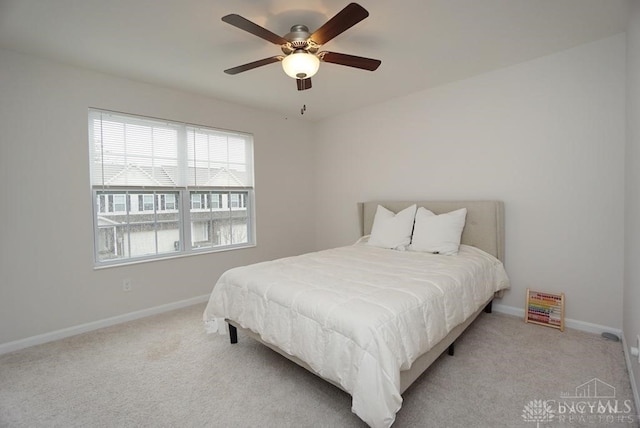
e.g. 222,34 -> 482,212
97,194 -> 128,213
157,194 -> 176,211
230,192 -> 247,209
191,193 -> 203,210
89,109 -> 254,266
210,193 -> 223,209
139,194 -> 155,212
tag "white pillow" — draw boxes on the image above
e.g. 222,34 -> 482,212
367,204 -> 417,250
410,207 -> 467,255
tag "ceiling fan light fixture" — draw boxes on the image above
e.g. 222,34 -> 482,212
222,3 -> 381,91
282,50 -> 320,79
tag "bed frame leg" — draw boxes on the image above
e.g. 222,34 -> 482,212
484,300 -> 493,313
229,324 -> 238,344
448,342 -> 454,356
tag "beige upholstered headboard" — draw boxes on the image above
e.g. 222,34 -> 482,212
359,200 -> 505,262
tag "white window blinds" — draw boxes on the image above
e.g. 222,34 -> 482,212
89,110 -> 254,189
186,127 -> 253,188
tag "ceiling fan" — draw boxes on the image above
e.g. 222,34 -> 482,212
222,3 -> 382,91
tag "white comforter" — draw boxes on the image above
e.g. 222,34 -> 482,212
203,244 -> 510,427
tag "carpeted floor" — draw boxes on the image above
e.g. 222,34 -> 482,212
0,303 -> 637,427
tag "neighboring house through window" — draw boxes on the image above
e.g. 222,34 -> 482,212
89,109 -> 255,266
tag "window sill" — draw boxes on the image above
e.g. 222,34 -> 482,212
93,243 -> 256,270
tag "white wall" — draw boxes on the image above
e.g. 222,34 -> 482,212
0,48 -> 315,345
313,35 -> 626,329
625,0 -> 640,404
0,31 -> 630,347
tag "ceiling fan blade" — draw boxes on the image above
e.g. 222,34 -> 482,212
224,56 -> 283,75
310,3 -> 369,45
222,14 -> 289,45
319,51 -> 381,71
297,78 -> 312,91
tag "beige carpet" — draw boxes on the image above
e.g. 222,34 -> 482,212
0,304 -> 637,427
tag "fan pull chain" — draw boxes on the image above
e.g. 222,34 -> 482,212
300,104 -> 307,115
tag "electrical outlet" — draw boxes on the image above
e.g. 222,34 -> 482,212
123,278 -> 132,292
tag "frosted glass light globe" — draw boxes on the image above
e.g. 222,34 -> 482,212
282,51 -> 320,79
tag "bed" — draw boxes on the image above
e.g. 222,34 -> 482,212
203,200 -> 509,427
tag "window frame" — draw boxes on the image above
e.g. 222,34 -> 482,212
89,109 -> 256,268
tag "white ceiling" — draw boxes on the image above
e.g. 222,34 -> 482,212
0,0 -> 630,121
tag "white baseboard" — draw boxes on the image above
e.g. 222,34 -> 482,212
622,334 -> 640,418
0,294 -> 210,355
492,303 -> 623,336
